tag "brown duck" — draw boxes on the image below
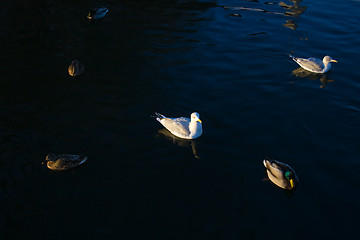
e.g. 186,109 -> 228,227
68,60 -> 84,77
44,153 -> 87,170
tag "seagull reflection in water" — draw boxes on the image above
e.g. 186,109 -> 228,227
156,128 -> 201,159
292,67 -> 334,88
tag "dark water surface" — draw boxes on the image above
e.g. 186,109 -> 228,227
1,0 -> 360,239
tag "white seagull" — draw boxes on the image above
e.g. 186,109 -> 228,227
290,55 -> 337,73
153,112 -> 203,139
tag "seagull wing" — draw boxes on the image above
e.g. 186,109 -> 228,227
295,57 -> 324,72
161,117 -> 191,137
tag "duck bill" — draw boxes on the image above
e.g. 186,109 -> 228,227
290,179 -> 295,189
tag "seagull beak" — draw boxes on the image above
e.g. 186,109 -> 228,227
290,179 -> 295,189
197,119 -> 202,124
331,59 -> 338,63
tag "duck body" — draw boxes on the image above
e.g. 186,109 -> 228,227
68,60 -> 84,76
290,55 -> 337,73
263,158 -> 299,190
87,7 -> 109,20
154,112 -> 203,139
44,153 -> 87,171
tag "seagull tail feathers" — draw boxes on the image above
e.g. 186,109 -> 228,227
151,112 -> 166,121
289,55 -> 297,61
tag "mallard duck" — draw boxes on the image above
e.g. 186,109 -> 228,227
263,158 -> 299,190
68,60 -> 84,77
43,153 -> 87,171
87,7 -> 109,20
290,55 -> 337,73
153,112 -> 203,139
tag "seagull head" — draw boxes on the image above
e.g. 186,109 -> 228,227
323,56 -> 337,63
191,112 -> 202,123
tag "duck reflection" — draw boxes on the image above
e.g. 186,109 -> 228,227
283,19 -> 298,30
279,0 -> 307,29
223,1 -> 306,30
292,67 -> 334,88
156,128 -> 201,159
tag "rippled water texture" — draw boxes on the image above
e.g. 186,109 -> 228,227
1,0 -> 360,239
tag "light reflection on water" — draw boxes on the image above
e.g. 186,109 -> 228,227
223,0 -> 307,30
1,0 -> 360,239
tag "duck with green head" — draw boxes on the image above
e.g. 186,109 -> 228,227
263,158 -> 299,190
